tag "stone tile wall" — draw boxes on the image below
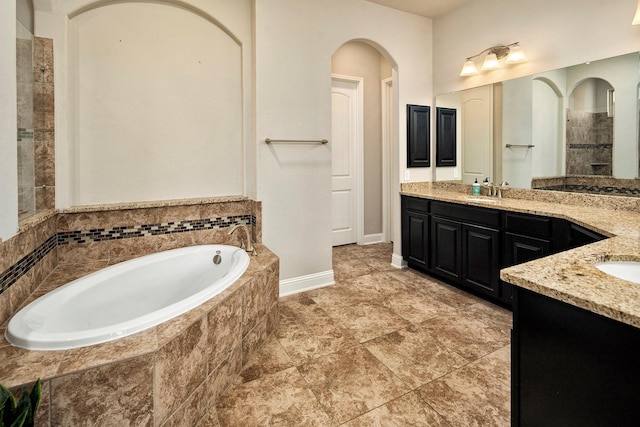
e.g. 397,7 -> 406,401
566,110 -> 613,176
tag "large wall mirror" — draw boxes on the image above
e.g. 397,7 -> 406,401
435,51 -> 640,196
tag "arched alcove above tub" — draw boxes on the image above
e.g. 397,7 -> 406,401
69,2 -> 244,205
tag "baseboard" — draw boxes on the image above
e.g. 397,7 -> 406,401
279,269 -> 335,297
362,233 -> 384,245
391,253 -> 406,269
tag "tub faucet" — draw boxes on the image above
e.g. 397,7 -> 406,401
228,224 -> 257,256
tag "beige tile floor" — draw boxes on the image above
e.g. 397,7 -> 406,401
212,243 -> 512,426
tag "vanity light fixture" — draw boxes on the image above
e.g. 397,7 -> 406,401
460,42 -> 527,76
633,0 -> 640,25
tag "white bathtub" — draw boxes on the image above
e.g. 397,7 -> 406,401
5,245 -> 250,351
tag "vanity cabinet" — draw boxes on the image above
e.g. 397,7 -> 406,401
401,195 -> 605,307
462,224 -> 501,297
512,287 -> 640,426
429,201 -> 502,298
401,197 -> 430,270
430,216 -> 461,282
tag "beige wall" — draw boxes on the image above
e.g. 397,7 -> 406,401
433,0 -> 640,95
332,41 -> 392,237
70,2 -> 243,205
255,0 -> 432,282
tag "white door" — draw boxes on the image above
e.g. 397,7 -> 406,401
462,85 -> 494,184
331,78 -> 360,246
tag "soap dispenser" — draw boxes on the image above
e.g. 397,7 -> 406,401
472,178 -> 481,195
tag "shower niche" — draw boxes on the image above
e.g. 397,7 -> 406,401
566,78 -> 614,176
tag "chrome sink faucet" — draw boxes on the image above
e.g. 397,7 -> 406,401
228,224 -> 257,256
497,181 -> 509,198
483,177 -> 496,196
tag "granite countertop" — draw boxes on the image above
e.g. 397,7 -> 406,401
400,182 -> 640,329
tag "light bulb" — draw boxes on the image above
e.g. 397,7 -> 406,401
460,59 -> 478,76
506,45 -> 527,63
481,53 -> 499,70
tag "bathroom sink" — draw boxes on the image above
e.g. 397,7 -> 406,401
462,196 -> 499,204
594,261 -> 640,284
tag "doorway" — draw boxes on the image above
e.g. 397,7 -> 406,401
331,40 -> 393,248
331,75 -> 362,246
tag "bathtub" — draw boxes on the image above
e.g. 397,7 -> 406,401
5,245 -> 250,351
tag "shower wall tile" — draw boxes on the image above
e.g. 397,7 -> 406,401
155,318 -> 208,424
17,84 -> 33,129
50,354 -> 154,426
41,38 -> 54,83
16,38 -> 33,84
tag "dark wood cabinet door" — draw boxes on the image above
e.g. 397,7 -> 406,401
430,216 -> 462,282
402,210 -> 430,270
436,107 -> 457,167
462,224 -> 500,297
407,104 -> 430,167
503,232 -> 550,267
513,288 -> 640,426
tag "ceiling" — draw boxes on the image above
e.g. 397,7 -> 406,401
365,0 -> 471,18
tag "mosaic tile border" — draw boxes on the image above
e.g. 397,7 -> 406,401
568,143 -> 613,149
0,235 -> 56,295
539,185 -> 640,197
17,128 -> 34,142
0,214 -> 254,296
57,215 -> 252,245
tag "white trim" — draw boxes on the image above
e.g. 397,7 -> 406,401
363,233 -> 384,245
391,253 -> 407,269
332,73 -> 364,245
381,77 -> 393,243
279,270 -> 335,297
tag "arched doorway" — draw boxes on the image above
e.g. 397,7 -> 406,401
330,40 -> 394,248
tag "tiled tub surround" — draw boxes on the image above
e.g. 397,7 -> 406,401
0,196 -> 262,324
401,181 -> 640,329
0,197 -> 277,426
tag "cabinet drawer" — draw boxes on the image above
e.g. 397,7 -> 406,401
503,212 -> 552,238
432,201 -> 501,228
403,196 -> 430,214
